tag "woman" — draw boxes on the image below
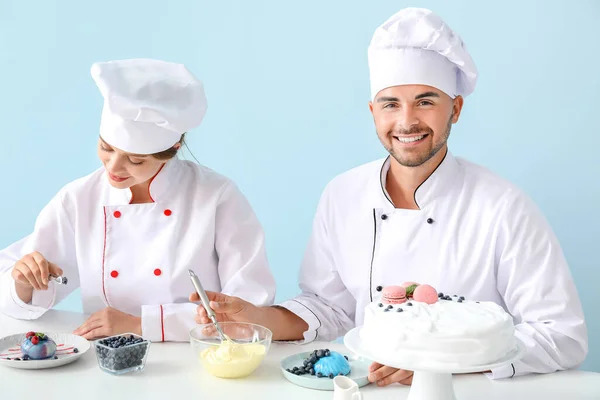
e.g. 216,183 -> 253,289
0,58 -> 276,342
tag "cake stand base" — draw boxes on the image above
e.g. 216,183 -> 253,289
408,371 -> 456,400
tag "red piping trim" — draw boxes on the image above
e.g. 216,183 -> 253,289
101,207 -> 110,306
129,163 -> 165,204
160,305 -> 165,342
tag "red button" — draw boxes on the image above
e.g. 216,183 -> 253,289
154,268 -> 162,276
164,209 -> 172,216
113,211 -> 122,218
110,270 -> 119,278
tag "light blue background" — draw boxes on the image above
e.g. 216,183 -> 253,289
0,1 -> 598,372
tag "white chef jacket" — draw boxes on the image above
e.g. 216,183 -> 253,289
0,158 -> 276,342
280,151 -> 587,379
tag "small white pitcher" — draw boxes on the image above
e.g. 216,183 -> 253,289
333,376 -> 363,400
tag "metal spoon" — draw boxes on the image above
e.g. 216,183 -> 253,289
188,269 -> 234,344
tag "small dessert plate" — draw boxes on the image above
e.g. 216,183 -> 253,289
281,351 -> 372,391
0,332 -> 90,370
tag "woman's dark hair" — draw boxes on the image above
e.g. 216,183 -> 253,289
151,133 -> 186,160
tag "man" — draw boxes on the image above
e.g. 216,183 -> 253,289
190,7 -> 587,386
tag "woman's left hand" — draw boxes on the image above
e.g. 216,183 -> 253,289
73,307 -> 142,339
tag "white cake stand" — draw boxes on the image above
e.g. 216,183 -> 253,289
344,327 -> 525,400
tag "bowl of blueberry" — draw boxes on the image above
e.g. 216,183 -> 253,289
94,333 -> 150,375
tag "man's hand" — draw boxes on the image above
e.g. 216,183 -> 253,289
188,291 -> 309,341
189,291 -> 258,324
368,362 -> 414,386
73,307 -> 141,339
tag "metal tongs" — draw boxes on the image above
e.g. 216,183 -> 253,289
188,269 -> 233,344
49,274 -> 68,285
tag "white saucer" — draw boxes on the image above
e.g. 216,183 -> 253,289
344,326 -> 525,374
0,332 -> 91,370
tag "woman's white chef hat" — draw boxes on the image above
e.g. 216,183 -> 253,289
368,7 -> 478,100
91,58 -> 207,154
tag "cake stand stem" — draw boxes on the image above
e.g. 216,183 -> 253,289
406,371 -> 457,400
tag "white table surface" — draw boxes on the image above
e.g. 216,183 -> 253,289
1,310 -> 598,400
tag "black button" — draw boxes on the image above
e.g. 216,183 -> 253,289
426,218 -> 434,224
376,286 -> 383,292
381,214 -> 388,220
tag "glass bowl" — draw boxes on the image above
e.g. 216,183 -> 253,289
189,322 -> 272,378
93,333 -> 150,375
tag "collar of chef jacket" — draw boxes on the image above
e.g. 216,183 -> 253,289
378,149 -> 463,209
107,157 -> 181,205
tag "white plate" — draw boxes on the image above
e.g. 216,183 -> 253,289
281,351 -> 372,391
344,326 -> 525,374
0,332 -> 91,370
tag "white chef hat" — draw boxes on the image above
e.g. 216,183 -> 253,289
368,7 -> 477,100
91,58 -> 207,154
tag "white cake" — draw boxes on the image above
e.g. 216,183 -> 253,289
360,294 -> 516,368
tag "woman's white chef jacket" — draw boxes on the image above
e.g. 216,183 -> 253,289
0,158 -> 276,341
280,151 -> 587,379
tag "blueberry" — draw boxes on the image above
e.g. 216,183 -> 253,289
457,299 -> 463,303
453,295 -> 457,297
54,356 -> 58,360
378,303 -> 383,307
317,372 -> 323,378
316,350 -> 324,358
383,308 -> 390,312
310,369 -> 315,375
14,358 -> 21,361
73,348 -> 79,353
459,296 -> 465,301
325,349 -> 330,356
407,302 -> 413,306
329,373 -> 334,379
476,301 -> 480,303
438,292 -> 444,297
338,372 -> 344,376
344,355 -> 349,360
397,308 -> 403,312
292,367 -> 299,372
22,355 -> 30,361
386,305 -> 393,309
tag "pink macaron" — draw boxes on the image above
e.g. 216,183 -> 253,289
413,284 -> 438,304
381,286 -> 407,305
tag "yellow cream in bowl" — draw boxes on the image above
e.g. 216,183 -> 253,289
199,341 -> 266,378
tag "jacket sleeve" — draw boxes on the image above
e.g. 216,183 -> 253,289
488,190 -> 588,379
141,303 -> 197,342
279,184 -> 356,342
0,191 -> 79,319
214,181 -> 276,307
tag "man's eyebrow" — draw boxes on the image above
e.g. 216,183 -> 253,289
376,96 -> 399,103
415,91 -> 440,100
376,92 -> 440,102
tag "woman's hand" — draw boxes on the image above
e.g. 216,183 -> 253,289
12,251 -> 62,291
73,307 -> 141,340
